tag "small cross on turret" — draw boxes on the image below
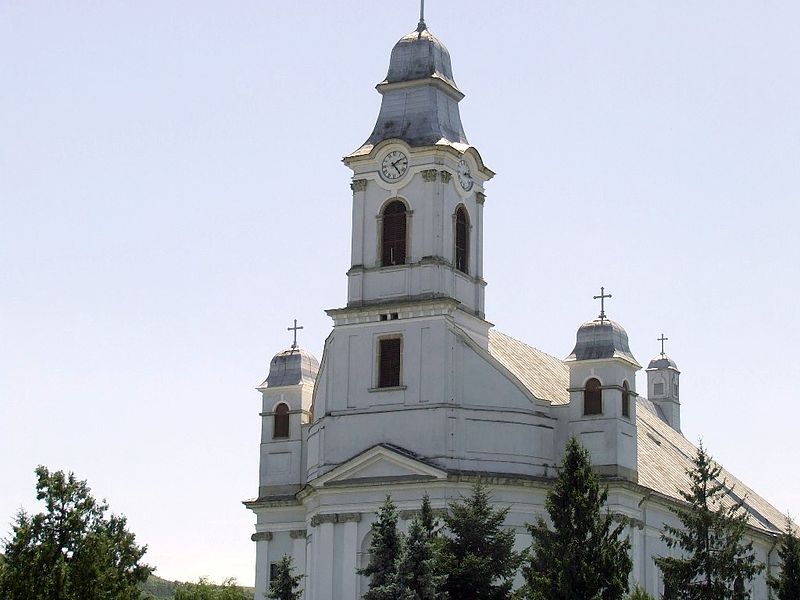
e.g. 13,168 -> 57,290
593,286 -> 612,323
658,333 -> 669,356
288,319 -> 304,350
417,0 -> 426,31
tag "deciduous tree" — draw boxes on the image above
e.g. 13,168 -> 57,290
174,577 -> 252,600
0,466 -> 151,600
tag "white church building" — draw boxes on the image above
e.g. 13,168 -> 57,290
245,15 -> 787,600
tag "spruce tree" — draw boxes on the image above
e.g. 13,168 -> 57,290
358,496 -> 405,600
439,482 -> 521,600
654,442 -> 762,599
769,515 -> 800,600
267,555 -> 303,600
396,514 -> 446,600
521,437 -> 632,600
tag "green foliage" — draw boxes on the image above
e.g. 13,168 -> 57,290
139,574 -> 181,599
520,437 -> 632,600
396,496 -> 446,600
174,577 -> 252,600
769,515 -> 800,600
267,554 -> 303,600
358,496 -> 406,600
439,482 -> 521,600
627,586 -> 656,600
654,442 -> 763,600
0,465 -> 152,600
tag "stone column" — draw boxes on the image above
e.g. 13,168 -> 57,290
290,530 -> 307,599
311,515 -> 336,600
339,513 -> 362,600
252,531 -> 273,600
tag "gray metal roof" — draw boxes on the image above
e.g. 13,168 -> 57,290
565,318 -> 641,367
260,347 -> 319,388
647,354 -> 679,371
348,24 -> 468,156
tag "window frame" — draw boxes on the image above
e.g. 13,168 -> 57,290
454,205 -> 470,274
273,402 -> 290,439
583,377 -> 602,416
379,199 -> 409,267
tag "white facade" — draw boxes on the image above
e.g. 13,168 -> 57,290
246,19 -> 786,600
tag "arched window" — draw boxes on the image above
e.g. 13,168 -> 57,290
622,381 -> 631,418
584,378 -> 602,415
273,403 -> 290,438
455,206 -> 469,274
381,200 -> 407,266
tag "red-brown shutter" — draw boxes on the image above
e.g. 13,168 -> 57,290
584,378 -> 602,415
455,207 -> 469,273
273,403 -> 290,438
382,201 -> 407,266
379,338 -> 402,388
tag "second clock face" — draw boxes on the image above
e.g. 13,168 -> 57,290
381,150 -> 409,181
457,159 -> 473,191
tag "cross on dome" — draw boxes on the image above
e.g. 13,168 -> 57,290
288,319 -> 304,350
593,286 -> 612,323
417,0 -> 426,31
658,333 -> 669,356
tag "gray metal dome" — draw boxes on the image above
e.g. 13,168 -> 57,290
566,319 -> 640,367
647,354 -> 679,371
383,25 -> 458,89
261,347 -> 319,388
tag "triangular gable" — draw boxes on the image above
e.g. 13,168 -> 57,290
313,445 -> 447,488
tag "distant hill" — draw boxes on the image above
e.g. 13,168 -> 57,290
139,574 -> 255,599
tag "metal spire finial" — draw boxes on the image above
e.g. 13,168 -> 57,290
593,286 -> 612,323
658,333 -> 669,357
288,319 -> 304,350
417,0 -> 426,31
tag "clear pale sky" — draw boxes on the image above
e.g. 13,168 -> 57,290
2,0 -> 798,586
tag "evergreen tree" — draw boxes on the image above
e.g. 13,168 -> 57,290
0,466 -> 151,600
520,437 -> 632,600
439,482 -> 521,600
419,494 -> 439,540
267,555 -> 303,600
627,586 -> 656,600
654,442 -> 762,599
358,496 -> 405,600
769,515 -> 800,600
396,514 -> 446,600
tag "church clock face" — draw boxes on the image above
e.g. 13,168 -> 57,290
380,150 -> 409,181
457,159 -> 473,191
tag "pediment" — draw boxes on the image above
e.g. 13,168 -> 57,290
313,445 -> 447,488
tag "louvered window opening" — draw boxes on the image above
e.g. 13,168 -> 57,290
622,381 -> 631,418
382,201 -> 407,266
273,403 -> 290,438
378,338 -> 402,388
455,207 -> 469,273
584,378 -> 602,415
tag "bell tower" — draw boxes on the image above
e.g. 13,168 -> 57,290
342,17 -> 494,320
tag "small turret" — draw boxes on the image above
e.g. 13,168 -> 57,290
646,334 -> 681,432
256,332 -> 319,498
563,289 -> 640,481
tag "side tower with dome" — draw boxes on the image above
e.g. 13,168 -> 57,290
245,14 -> 788,600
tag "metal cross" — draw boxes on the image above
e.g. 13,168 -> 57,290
593,286 -> 612,323
417,0 -> 426,31
658,333 -> 669,356
288,319 -> 304,350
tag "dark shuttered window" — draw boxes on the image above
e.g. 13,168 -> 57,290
455,206 -> 469,274
273,403 -> 290,438
584,378 -> 602,415
381,201 -> 407,266
622,381 -> 631,418
378,338 -> 402,388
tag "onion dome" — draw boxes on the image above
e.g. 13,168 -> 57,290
647,354 -> 679,371
260,347 -> 319,388
383,25 -> 458,89
566,319 -> 641,367
348,21 -> 468,156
